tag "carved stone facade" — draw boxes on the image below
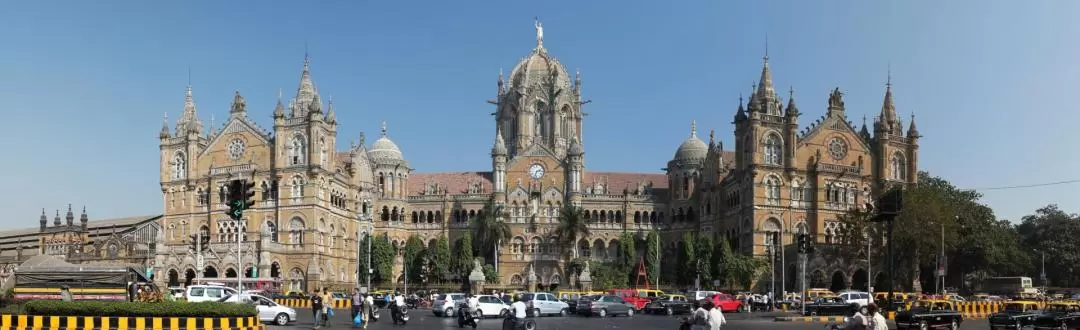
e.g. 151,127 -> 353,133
155,23 -> 919,293
0,208 -> 160,289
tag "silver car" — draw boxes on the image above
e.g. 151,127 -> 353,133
576,294 -> 635,317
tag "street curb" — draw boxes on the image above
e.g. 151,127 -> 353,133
774,316 -> 846,323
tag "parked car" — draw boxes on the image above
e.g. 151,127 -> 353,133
1032,302 -> 1080,330
706,293 -> 746,313
520,292 -> 570,317
463,294 -> 511,318
433,293 -> 467,317
185,285 -> 238,303
837,291 -> 871,308
576,294 -> 635,317
643,294 -> 693,315
987,301 -> 1042,330
893,300 -> 964,330
218,293 -> 297,326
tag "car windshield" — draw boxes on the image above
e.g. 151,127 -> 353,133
1046,305 -> 1079,313
521,293 -> 535,301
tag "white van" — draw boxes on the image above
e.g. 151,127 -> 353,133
185,285 -> 237,303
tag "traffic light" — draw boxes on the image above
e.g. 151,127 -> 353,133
189,234 -> 210,252
188,234 -> 198,252
242,180 -> 256,211
227,180 -> 245,220
797,234 -> 807,254
877,188 -> 904,215
200,234 -> 210,251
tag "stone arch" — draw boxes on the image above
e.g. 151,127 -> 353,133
509,274 -> 524,285
810,269 -> 827,288
204,266 -> 218,278
288,268 -> 305,293
167,269 -> 180,287
225,267 -> 238,278
608,238 -> 621,260
184,268 -> 197,287
873,271 -> 888,292
830,270 -> 847,292
851,268 -> 869,292
578,239 -> 591,258
592,239 -> 607,259
271,261 -> 282,278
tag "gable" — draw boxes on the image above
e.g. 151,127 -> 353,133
796,116 -> 872,169
509,139 -> 560,167
197,117 -> 272,159
798,115 -> 871,153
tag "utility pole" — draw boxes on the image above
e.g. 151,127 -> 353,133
767,244 -> 775,300
797,233 -> 808,316
866,226 -> 872,293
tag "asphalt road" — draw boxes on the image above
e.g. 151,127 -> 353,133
267,309 -> 992,330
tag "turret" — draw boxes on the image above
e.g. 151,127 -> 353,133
53,210 -> 61,227
783,88 -> 800,172
325,96 -> 337,124
567,137 -> 585,206
39,209 -> 46,231
491,128 -> 508,199
159,113 -> 170,140
65,204 -> 74,226
80,206 -> 88,231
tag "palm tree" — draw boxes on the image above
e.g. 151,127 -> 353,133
472,200 -> 511,264
553,205 -> 590,260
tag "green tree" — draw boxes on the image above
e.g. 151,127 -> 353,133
429,234 -> 452,282
454,232 -> 475,278
403,235 -> 426,282
618,232 -> 637,286
589,261 -> 629,290
679,233 -> 696,285
553,205 -> 590,260
482,264 -> 500,283
358,235 -> 373,286
712,237 -> 734,289
645,231 -> 661,284
695,234 -> 714,283
473,200 -> 512,264
730,256 -> 769,290
1017,205 -> 1080,286
371,236 -> 396,284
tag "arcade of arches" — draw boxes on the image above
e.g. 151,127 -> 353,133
165,262 -> 284,288
785,266 -> 889,293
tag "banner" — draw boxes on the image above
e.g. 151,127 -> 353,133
936,254 -> 947,277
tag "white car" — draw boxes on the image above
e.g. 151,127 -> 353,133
838,291 -> 871,308
433,293 -> 467,317
454,295 -> 511,318
219,293 -> 297,326
185,285 -> 237,303
522,292 -> 570,317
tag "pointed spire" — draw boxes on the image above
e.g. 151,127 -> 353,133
497,68 -> 505,94
492,127 -> 508,156
380,121 -> 388,137
359,132 -> 366,148
879,71 -> 899,133
160,112 -> 171,139
785,86 -> 799,117
53,210 -> 61,226
208,114 -> 217,137
176,84 -> 203,136
690,120 -> 698,138
708,129 -> 716,147
734,94 -> 748,122
66,204 -> 74,225
80,206 -> 88,223
39,208 -> 47,224
293,54 -> 318,117
755,40 -> 776,110
274,88 -> 285,118
907,113 -> 920,138
326,95 -> 337,123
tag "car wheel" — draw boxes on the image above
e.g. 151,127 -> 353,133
950,320 -> 958,330
665,307 -> 674,316
918,320 -> 928,330
474,310 -> 483,319
445,307 -> 454,318
522,319 -> 537,330
500,309 -> 509,318
560,308 -> 568,317
626,308 -> 634,317
1015,321 -> 1022,330
599,308 -> 608,317
1061,322 -> 1068,330
737,305 -> 747,313
274,313 -> 289,326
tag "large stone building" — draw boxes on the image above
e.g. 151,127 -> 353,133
155,23 -> 918,293
0,206 -> 160,289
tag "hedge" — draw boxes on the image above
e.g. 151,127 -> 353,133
22,300 -> 257,317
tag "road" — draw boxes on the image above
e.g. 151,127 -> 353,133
268,309 -> 992,329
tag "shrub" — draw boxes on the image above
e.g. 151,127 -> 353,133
23,300 -> 256,317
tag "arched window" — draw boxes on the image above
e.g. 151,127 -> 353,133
764,176 -> 781,205
266,220 -> 278,243
891,152 -> 907,181
289,133 -> 306,165
172,151 -> 186,180
289,217 -> 305,245
791,181 -> 803,204
290,175 -> 305,200
319,136 -> 327,167
763,134 -> 782,165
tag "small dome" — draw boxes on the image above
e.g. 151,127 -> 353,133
368,121 -> 405,161
673,121 -> 707,160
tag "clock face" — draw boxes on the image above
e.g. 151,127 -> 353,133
227,139 -> 246,160
529,164 -> 545,179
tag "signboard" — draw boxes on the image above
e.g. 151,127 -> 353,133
196,255 -> 205,272
936,254 -> 947,277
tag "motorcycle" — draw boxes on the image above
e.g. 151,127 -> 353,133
501,314 -> 536,330
406,296 -> 422,309
390,303 -> 410,325
368,305 -> 380,322
457,302 -> 480,328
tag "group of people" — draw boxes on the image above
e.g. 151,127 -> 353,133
685,301 -> 728,330
841,303 -> 888,330
309,287 -> 407,329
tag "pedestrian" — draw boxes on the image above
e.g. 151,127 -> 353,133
690,301 -> 710,330
363,293 -> 374,329
321,288 -> 334,327
866,303 -> 887,330
60,285 -> 73,302
350,288 -> 363,328
707,301 -> 726,330
311,290 -> 325,330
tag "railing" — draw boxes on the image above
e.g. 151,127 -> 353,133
817,163 -> 860,174
210,164 -> 255,176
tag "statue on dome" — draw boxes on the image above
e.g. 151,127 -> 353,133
534,17 -> 544,46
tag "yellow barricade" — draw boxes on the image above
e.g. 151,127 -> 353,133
274,298 -> 352,309
0,314 -> 264,330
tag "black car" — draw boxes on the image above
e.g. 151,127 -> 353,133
893,300 -> 963,329
643,295 -> 694,315
1031,302 -> 1080,329
803,297 -> 858,316
987,301 -> 1042,329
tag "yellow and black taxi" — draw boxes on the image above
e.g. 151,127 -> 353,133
894,300 -> 964,330
988,300 -> 1042,329
1032,301 -> 1080,329
643,294 -> 693,315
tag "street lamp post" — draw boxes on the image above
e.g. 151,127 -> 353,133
767,244 -> 775,300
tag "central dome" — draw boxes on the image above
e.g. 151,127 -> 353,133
508,49 -> 572,91
673,122 -> 708,160
368,122 -> 406,162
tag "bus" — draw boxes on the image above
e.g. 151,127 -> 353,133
981,277 -> 1033,295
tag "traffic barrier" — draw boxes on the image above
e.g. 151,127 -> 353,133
774,316 -> 846,323
0,314 -> 264,330
274,298 -> 351,309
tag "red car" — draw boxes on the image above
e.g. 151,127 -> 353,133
708,293 -> 746,313
608,289 -> 650,311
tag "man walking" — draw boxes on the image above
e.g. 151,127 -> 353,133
351,288 -> 363,328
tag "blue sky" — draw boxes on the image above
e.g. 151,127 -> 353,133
0,0 -> 1076,228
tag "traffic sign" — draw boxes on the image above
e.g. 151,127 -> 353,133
196,255 -> 205,271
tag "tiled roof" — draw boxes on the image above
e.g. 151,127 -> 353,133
0,215 -> 161,246
583,172 -> 669,192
